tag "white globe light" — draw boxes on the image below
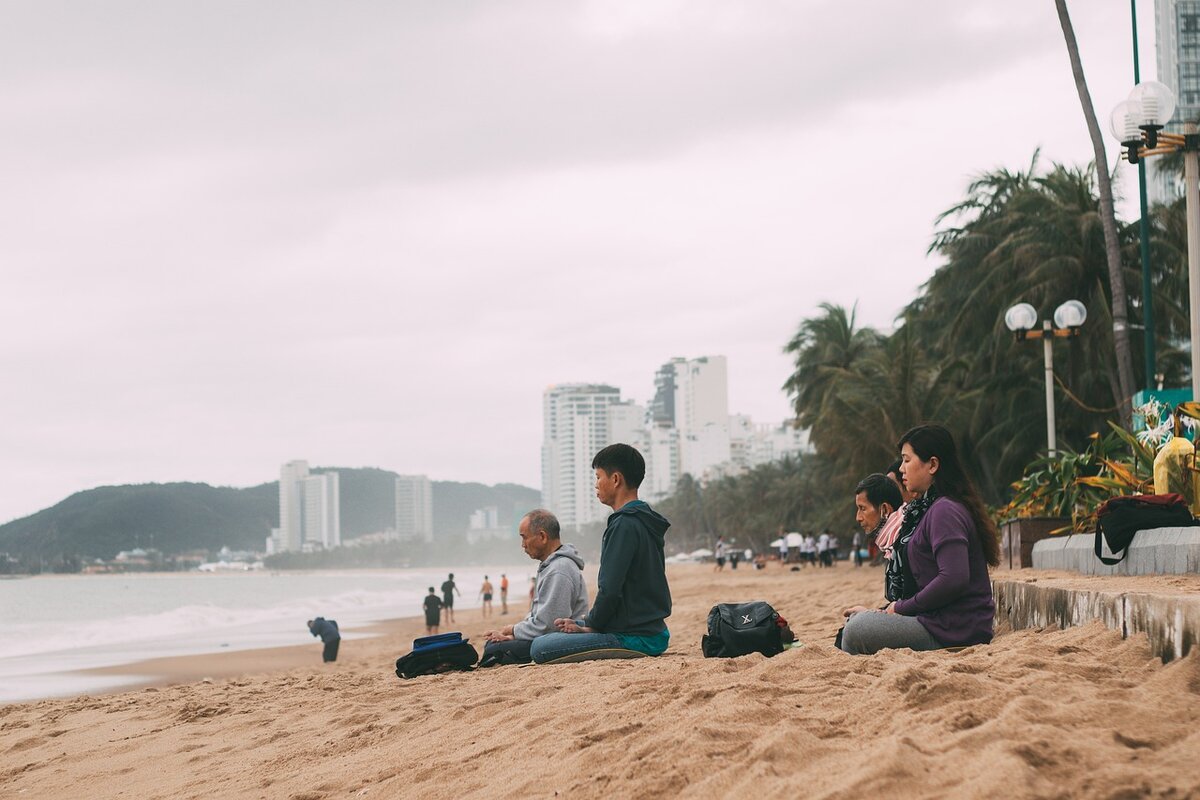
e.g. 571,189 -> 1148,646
1053,300 -> 1087,329
1109,100 -> 1142,145
1130,81 -> 1177,128
1005,303 -> 1038,332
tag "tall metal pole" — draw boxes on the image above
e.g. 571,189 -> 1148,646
1133,0 -> 1156,390
1186,122 -> 1200,399
1043,320 -> 1057,457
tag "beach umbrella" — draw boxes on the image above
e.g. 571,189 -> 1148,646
690,548 -> 714,558
769,538 -> 784,548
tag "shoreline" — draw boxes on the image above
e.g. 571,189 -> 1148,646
10,563 -> 1198,704
0,563 -> 537,704
36,564 -> 1200,701
73,615 -> 427,692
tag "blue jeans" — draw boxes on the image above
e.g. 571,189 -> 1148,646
530,632 -> 623,664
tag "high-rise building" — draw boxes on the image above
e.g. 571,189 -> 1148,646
540,357 -> 809,509
541,383 -> 622,528
607,400 -> 648,447
648,362 -> 678,426
658,356 -> 731,480
303,472 -> 341,549
643,425 -> 680,502
1156,0 -> 1200,118
395,474 -> 434,543
278,460 -> 310,552
270,460 -> 341,553
1150,0 -> 1200,203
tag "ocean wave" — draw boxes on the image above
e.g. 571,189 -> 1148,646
0,586 -> 424,660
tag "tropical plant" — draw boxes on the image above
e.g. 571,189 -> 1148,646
1002,423 -> 1155,533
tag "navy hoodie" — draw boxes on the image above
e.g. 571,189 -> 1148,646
584,500 -> 672,636
309,617 -> 340,643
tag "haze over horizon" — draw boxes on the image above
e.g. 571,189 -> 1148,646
3,1 -> 1153,525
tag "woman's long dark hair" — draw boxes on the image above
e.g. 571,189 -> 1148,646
898,424 -> 1001,568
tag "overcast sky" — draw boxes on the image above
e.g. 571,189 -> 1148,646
1,1 -> 1154,523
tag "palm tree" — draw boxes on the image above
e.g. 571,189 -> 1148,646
1054,0 -> 1137,424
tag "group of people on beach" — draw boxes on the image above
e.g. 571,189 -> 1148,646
422,572 -> 514,630
473,443 -> 673,666
779,530 -> 841,567
315,424 -> 997,666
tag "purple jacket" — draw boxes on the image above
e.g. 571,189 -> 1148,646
892,497 -> 994,646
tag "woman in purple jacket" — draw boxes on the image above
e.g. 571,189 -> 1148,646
840,424 -> 1001,655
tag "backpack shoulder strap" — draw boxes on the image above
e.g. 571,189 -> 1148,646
1094,521 -> 1126,565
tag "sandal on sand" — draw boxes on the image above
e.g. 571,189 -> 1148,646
540,649 -> 648,664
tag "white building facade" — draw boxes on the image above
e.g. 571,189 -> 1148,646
542,357 -> 812,506
541,383 -> 622,528
648,356 -> 732,491
302,472 -> 341,549
395,474 -> 434,543
269,460 -> 341,554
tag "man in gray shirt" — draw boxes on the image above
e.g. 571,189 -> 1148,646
480,509 -> 588,666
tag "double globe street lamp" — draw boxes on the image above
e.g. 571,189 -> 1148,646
1110,80 -> 1200,399
1005,300 -> 1088,458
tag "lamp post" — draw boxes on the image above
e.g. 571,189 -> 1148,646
1110,80 -> 1200,400
1130,0 -> 1156,390
1005,300 -> 1089,458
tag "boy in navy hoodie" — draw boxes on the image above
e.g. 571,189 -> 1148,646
530,443 -> 672,664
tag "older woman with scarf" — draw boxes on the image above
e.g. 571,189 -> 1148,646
839,424 -> 1000,655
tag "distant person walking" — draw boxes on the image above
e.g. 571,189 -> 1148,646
441,573 -> 461,623
852,530 -> 865,567
479,576 -> 494,618
307,617 -> 340,663
818,531 -> 832,568
423,587 -> 443,634
500,574 -> 509,615
714,536 -> 728,572
730,547 -> 740,570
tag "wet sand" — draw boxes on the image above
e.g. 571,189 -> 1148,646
2,563 -> 1198,799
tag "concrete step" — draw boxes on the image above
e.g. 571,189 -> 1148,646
993,578 -> 1200,662
1030,527 -> 1200,575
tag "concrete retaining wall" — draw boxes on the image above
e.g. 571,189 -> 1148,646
993,579 -> 1200,662
1030,527 -> 1200,575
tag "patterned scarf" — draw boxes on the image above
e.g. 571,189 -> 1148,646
884,487 -> 938,603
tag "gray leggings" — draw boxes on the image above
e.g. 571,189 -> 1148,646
839,611 -> 942,655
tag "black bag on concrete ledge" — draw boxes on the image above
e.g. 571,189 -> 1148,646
1094,493 -> 1198,565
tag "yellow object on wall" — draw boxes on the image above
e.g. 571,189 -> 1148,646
1154,436 -> 1197,512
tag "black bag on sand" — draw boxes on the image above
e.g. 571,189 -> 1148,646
395,633 -> 479,679
701,601 -> 794,658
1094,493 -> 1198,565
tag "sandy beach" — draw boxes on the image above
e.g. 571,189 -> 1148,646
3,563 -> 1199,799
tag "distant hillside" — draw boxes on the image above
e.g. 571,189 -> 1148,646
0,482 -> 277,562
0,469 -> 540,564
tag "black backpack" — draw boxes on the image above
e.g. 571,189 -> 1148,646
1095,493 -> 1198,565
394,633 -> 479,679
701,601 -> 790,658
